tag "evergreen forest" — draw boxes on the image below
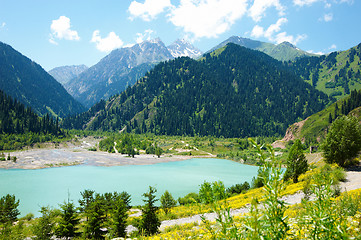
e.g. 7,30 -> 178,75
0,90 -> 66,150
62,44 -> 331,138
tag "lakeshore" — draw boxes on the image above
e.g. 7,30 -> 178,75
0,137 -> 214,169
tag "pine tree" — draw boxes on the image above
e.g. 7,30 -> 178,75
83,200 -> 105,239
110,198 -> 128,238
284,139 -> 308,183
139,186 -> 160,236
0,194 -> 20,224
33,207 -> 54,240
160,190 -> 177,215
55,200 -> 79,239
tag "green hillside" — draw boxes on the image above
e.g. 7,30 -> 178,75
288,43 -> 361,100
0,42 -> 85,118
208,36 -> 313,62
284,89 -> 361,143
62,43 -> 330,138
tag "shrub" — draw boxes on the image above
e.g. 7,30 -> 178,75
322,115 -> 361,167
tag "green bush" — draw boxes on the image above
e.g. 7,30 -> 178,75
322,115 -> 361,167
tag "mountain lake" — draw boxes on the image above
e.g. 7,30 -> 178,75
0,158 -> 259,216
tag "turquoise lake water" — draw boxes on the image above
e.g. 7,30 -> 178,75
0,158 -> 259,216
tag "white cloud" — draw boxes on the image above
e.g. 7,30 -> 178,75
265,18 -> 288,39
91,30 -> 124,52
329,44 -> 337,49
274,32 -> 307,45
168,0 -> 248,39
128,0 -> 172,21
294,0 -> 352,7
251,18 -> 287,39
251,25 -> 264,38
307,50 -> 325,55
48,38 -> 58,45
293,0 -> 321,7
339,0 -> 353,4
251,18 -> 307,45
49,16 -> 80,44
0,22 -> 5,28
248,0 -> 285,22
136,29 -> 154,43
322,13 -> 333,22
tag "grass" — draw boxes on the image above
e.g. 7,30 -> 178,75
315,48 -> 361,100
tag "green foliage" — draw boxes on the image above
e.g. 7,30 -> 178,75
55,200 -> 79,239
83,200 -> 105,239
0,219 -> 25,240
226,182 -> 250,195
32,207 -> 55,240
199,181 -> 227,204
178,192 -> 200,205
322,115 -> 361,167
98,136 -> 115,153
246,138 -> 289,239
298,166 -> 349,239
202,139 -> 289,239
199,181 -> 214,204
78,189 -> 95,214
154,146 -> 163,158
139,186 -> 161,236
0,194 -> 20,224
0,132 -> 69,151
0,90 -> 64,136
284,139 -> 308,183
109,198 -> 128,239
0,90 -> 70,150
160,190 -> 177,215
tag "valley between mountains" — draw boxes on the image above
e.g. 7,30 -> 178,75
1,35 -> 361,239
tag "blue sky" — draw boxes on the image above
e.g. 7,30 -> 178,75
0,0 -> 360,71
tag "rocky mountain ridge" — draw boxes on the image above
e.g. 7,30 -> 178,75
49,65 -> 88,85
65,38 -> 203,108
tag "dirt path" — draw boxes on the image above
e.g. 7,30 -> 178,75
340,167 -> 361,192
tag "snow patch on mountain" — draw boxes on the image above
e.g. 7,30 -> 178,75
167,39 -> 203,59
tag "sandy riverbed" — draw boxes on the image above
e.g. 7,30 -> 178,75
0,138 -> 200,169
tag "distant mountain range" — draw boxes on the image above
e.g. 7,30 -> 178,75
62,43 -> 330,138
64,38 -> 203,108
54,36 -> 316,108
49,65 -> 88,85
0,41 -> 85,118
208,36 -> 314,62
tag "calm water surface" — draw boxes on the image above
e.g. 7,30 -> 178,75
0,158 -> 258,216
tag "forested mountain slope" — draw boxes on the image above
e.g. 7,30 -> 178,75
62,44 -> 331,138
0,42 -> 85,118
283,89 -> 361,143
0,90 -> 62,135
287,43 -> 361,100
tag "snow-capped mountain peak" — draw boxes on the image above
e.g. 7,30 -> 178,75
167,39 -> 203,59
